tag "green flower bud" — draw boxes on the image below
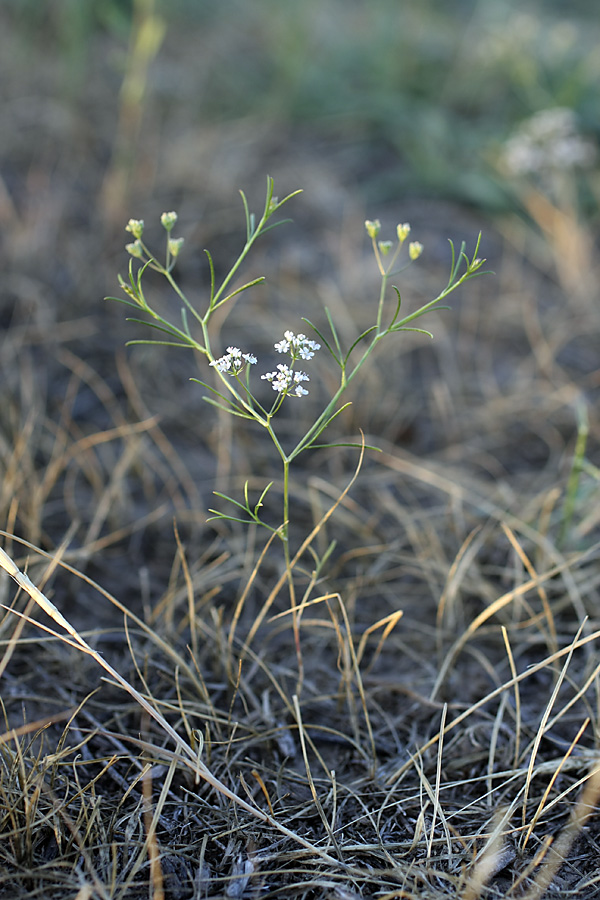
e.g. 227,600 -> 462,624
160,211 -> 178,232
168,237 -> 184,258
125,218 -> 144,240
397,222 -> 411,243
125,239 -> 144,259
409,241 -> 423,260
378,240 -> 393,256
365,219 -> 381,239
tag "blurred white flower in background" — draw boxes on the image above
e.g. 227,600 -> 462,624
502,108 -> 596,176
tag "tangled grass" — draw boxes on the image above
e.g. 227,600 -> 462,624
1,2 -> 600,897
1,202 -> 600,896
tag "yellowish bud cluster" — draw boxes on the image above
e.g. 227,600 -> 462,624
409,241 -> 423,260
125,218 -> 144,240
364,219 -> 381,239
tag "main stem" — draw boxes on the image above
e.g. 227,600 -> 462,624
280,458 -> 303,688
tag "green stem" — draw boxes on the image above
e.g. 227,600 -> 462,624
282,458 -> 290,543
289,266 -> 477,461
289,334 -> 383,460
376,271 -> 388,334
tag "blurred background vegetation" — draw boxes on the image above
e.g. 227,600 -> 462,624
2,0 -> 599,210
0,0 -> 598,555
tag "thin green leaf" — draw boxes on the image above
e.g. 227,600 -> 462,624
125,318 -> 190,340
392,303 -> 451,329
294,403 -> 354,456
215,276 -> 266,308
201,396 -> 256,421
309,441 -> 381,452
239,189 -> 253,241
271,188 -> 303,211
344,325 -> 378,361
126,339 -> 194,348
212,491 -> 250,513
391,326 -> 435,338
308,539 -> 337,576
388,285 -> 403,327
301,318 -> 340,365
581,458 -> 600,479
135,258 -> 154,301
181,307 -> 192,338
255,481 -> 274,512
313,401 -> 353,431
445,239 -> 457,289
324,307 -> 343,359
259,217 -> 294,235
207,511 -> 254,524
262,176 -> 275,219
204,249 -> 215,306
127,258 -> 138,293
105,295 -> 140,310
189,378 -> 237,403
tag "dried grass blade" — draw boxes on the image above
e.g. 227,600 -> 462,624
0,543 -> 349,869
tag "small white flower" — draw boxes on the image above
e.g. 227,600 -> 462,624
261,363 -> 310,397
275,331 -> 320,361
210,347 -> 256,375
209,356 -> 232,373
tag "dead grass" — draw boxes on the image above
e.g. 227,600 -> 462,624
1,306 -> 600,898
1,4 -> 600,898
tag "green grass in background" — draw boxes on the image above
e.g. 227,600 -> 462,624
6,0 -> 599,209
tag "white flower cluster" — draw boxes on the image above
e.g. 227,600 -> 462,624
210,331 -> 319,399
209,347 -> 257,375
260,330 -> 321,397
261,364 -> 310,397
502,107 -> 596,176
274,331 -> 321,361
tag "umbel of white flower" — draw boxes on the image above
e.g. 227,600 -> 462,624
209,331 -> 320,398
261,330 -> 321,397
274,331 -> 320,361
209,347 -> 257,374
261,364 -> 310,397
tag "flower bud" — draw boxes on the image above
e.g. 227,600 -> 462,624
125,239 -> 144,259
168,237 -> 184,258
160,211 -> 178,232
378,240 -> 393,256
365,219 -> 381,239
409,241 -> 423,260
125,218 -> 144,240
397,222 -> 411,243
